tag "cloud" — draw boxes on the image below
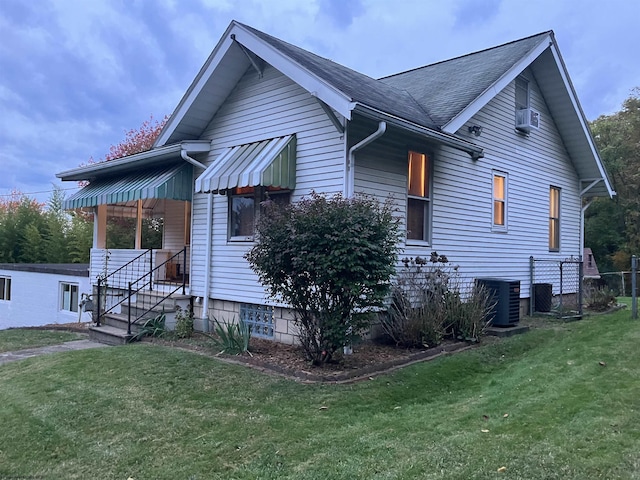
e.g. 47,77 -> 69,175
0,0 -> 639,203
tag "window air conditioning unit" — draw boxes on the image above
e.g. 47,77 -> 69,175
516,108 -> 540,132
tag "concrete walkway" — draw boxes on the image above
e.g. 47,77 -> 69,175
0,340 -> 108,366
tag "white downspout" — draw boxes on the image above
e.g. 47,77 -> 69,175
201,193 -> 214,332
181,148 -> 211,331
181,150 -> 207,170
580,200 -> 593,256
346,121 -> 386,197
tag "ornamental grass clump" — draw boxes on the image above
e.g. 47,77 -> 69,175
246,192 -> 401,365
380,253 -> 493,347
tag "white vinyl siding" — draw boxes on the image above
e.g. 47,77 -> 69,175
354,68 -> 581,299
189,64 -> 345,301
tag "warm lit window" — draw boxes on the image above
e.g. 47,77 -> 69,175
493,172 -> 507,229
407,151 -> 431,242
0,276 -> 11,301
60,283 -> 79,313
228,187 -> 290,241
549,186 -> 560,251
515,76 -> 529,110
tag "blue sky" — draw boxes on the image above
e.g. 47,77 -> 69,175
1,0 -> 639,203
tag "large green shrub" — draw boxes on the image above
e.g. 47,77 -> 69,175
246,192 -> 401,364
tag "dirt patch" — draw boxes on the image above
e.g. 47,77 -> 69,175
20,322 -> 91,334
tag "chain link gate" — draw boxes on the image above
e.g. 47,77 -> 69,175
529,256 -> 583,319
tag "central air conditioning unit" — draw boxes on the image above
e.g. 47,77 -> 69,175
516,108 -> 541,132
476,278 -> 521,327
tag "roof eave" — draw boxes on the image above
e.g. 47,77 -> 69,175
546,39 -> 615,198
56,141 -> 210,182
441,33 -> 553,134
154,21 -> 355,147
354,103 -> 483,160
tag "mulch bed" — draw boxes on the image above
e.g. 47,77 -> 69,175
25,322 -> 478,383
151,335 -> 476,383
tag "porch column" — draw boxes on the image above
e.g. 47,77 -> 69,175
135,199 -> 143,249
94,204 -> 107,249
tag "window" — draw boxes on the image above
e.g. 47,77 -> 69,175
0,276 -> 11,301
60,283 -> 79,313
228,186 -> 291,241
407,151 -> 431,242
515,76 -> 529,110
492,172 -> 507,229
549,186 -> 560,251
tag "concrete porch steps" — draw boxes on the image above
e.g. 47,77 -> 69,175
90,290 -> 191,346
89,325 -> 133,345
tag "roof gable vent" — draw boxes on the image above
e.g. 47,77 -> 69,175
516,108 -> 540,132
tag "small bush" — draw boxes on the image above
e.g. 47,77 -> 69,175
208,317 -> 251,355
586,286 -> 617,311
174,305 -> 194,339
246,192 -> 401,364
445,284 -> 495,342
131,312 -> 166,341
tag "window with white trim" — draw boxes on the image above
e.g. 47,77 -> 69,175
60,282 -> 79,313
549,186 -> 560,251
492,172 -> 507,230
407,151 -> 431,243
228,187 -> 291,241
0,276 -> 11,301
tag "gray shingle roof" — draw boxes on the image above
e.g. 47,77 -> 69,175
240,23 -> 550,129
380,32 -> 551,126
238,23 -> 438,129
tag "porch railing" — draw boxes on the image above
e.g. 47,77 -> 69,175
125,247 -> 187,335
95,247 -> 187,336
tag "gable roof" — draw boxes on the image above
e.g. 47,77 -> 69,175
380,32 -> 552,128
104,21 -> 613,198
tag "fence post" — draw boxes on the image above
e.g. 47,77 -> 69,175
128,282 -> 133,335
529,256 -> 534,316
578,255 -> 584,316
559,261 -> 564,316
149,249 -> 153,292
182,247 -> 187,295
96,277 -> 102,327
632,255 -> 637,320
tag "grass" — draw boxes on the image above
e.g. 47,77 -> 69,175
0,305 -> 639,479
0,328 -> 85,353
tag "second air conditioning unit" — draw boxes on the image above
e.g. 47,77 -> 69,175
516,108 -> 540,132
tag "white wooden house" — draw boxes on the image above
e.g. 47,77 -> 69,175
56,22 -> 614,344
0,264 -> 92,329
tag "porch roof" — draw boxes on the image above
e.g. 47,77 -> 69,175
63,163 -> 193,210
195,135 -> 296,194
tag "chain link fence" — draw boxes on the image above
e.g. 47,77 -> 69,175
529,256 -> 583,319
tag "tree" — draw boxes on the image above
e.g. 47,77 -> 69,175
88,115 -> 168,164
84,114 -> 168,250
587,88 -> 640,271
246,192 -> 401,364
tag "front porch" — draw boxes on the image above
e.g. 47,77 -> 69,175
61,160 -> 199,344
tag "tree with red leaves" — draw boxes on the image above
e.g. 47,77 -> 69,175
88,114 -> 168,164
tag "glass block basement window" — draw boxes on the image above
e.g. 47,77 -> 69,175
240,303 -> 274,339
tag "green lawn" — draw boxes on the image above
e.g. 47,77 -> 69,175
0,328 -> 85,353
0,306 -> 639,479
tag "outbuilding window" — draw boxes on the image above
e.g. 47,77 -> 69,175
0,276 -> 11,301
60,282 -> 79,313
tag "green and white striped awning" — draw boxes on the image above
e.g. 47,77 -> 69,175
195,135 -> 296,193
63,163 -> 193,210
